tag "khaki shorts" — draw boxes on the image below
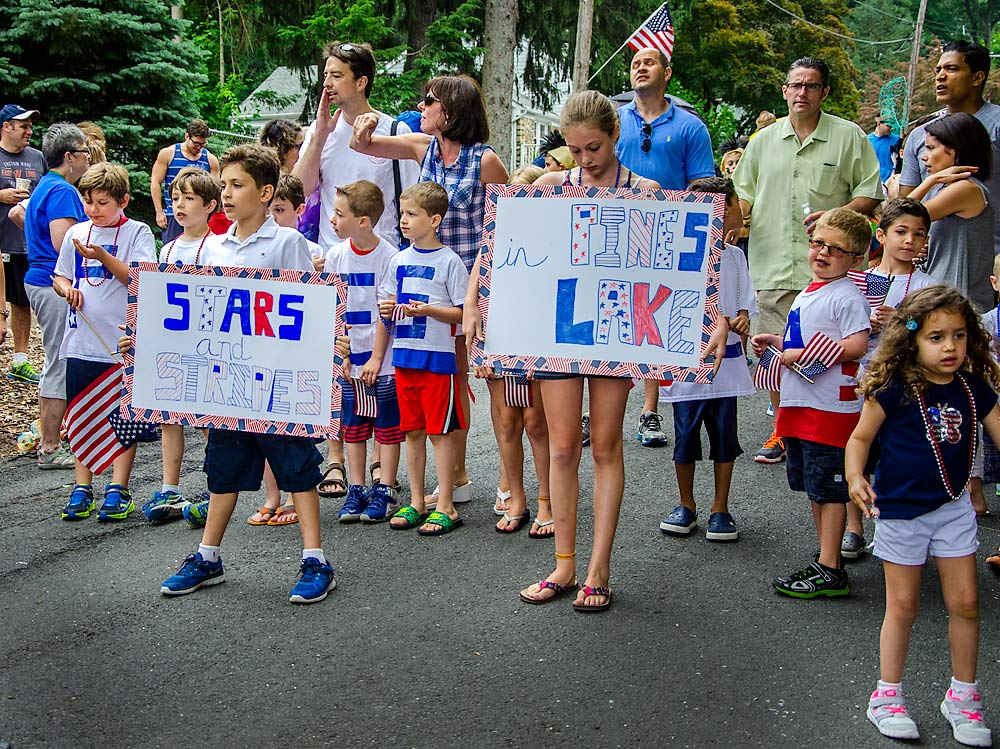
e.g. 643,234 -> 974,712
752,288 -> 798,338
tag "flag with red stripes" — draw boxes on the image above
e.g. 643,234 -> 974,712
799,331 -> 844,369
65,364 -> 125,475
753,346 -> 783,391
847,269 -> 892,311
626,3 -> 675,59
351,378 -> 378,418
504,375 -> 533,408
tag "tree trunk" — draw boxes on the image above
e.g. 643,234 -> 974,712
405,0 -> 439,72
572,0 -> 594,92
482,0 -> 517,165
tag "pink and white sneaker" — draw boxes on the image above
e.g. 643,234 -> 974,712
941,687 -> 992,747
867,686 -> 920,740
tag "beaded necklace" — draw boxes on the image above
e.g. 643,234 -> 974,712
83,216 -> 127,287
162,230 -> 210,264
576,162 -> 622,188
915,373 -> 977,501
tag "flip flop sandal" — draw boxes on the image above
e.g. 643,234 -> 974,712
416,511 -> 464,536
369,461 -> 403,493
528,518 -> 555,540
987,551 -> 1000,573
389,504 -> 429,531
494,487 -> 513,516
572,585 -> 613,613
247,506 -> 278,526
495,507 -> 531,534
518,578 -> 577,605
317,462 -> 347,498
268,505 -> 299,526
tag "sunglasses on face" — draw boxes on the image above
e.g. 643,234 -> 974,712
423,92 -> 441,107
641,123 -> 652,153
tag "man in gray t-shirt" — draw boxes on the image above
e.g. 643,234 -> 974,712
899,41 -> 1000,253
0,103 -> 47,383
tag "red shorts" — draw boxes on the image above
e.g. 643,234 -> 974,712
395,367 -> 467,435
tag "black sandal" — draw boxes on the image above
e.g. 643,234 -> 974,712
317,462 -> 347,498
369,460 -> 402,493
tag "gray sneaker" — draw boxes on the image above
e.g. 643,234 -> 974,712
637,410 -> 668,447
867,686 -> 919,740
841,531 -> 867,560
941,687 -> 992,747
582,412 -> 591,447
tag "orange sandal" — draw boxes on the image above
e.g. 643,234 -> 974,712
268,505 -> 299,526
247,506 -> 278,526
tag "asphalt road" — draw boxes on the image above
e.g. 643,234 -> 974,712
1,382 -> 998,748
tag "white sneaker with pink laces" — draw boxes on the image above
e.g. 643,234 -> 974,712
941,687 -> 992,747
867,686 -> 920,740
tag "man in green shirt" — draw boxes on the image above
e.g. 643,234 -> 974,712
732,57 -> 882,464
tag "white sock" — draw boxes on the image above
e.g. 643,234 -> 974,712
303,548 -> 326,564
161,483 -> 180,495
877,680 -> 903,695
197,544 -> 220,563
951,677 -> 979,694
12,352 -> 27,366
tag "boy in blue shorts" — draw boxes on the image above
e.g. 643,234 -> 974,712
378,182 -> 469,536
159,144 -> 335,604
751,207 -> 872,598
323,180 -> 404,523
658,177 -> 756,541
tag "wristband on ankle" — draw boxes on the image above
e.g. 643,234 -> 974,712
538,496 -> 550,502
555,551 -> 575,560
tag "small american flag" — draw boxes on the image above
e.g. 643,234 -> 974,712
351,378 -> 378,418
791,332 -> 845,382
754,346 -> 783,391
66,364 -> 146,475
847,270 -> 892,311
504,374 -> 533,408
626,3 -> 676,60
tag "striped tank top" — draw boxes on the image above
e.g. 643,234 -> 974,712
163,143 -> 211,216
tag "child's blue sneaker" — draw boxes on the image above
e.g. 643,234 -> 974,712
182,494 -> 210,528
659,505 -> 697,535
61,484 -> 95,521
706,511 -> 739,542
289,557 -> 336,604
98,484 -> 134,522
361,484 -> 398,523
142,490 -> 189,525
338,485 -> 368,523
160,552 -> 225,596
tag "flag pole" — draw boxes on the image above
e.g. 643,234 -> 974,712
588,4 -> 662,83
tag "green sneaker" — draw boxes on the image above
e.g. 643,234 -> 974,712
182,494 -> 210,528
7,360 -> 40,384
98,484 -> 135,522
61,484 -> 96,521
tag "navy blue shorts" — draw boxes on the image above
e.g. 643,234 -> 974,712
339,375 -> 404,444
784,437 -> 849,504
204,429 -> 323,494
671,397 -> 741,463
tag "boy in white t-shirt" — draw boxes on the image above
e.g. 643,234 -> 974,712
378,182 -> 469,536
53,163 -> 158,522
324,180 -> 403,523
658,177 -> 757,542
751,208 -> 872,599
142,166 -> 222,527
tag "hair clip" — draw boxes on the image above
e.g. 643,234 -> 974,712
905,317 -> 918,331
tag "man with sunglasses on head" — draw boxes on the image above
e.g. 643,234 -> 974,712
732,57 -> 882,466
149,119 -> 219,243
616,47 -> 716,448
294,41 -> 418,250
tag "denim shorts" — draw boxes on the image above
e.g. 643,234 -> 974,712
784,437 -> 849,504
204,429 -> 323,494
671,397 -> 741,463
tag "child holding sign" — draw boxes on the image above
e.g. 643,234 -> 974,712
379,182 -> 469,536
52,163 -> 157,521
751,208 -> 872,598
159,144 -> 335,605
517,90 -> 659,612
323,180 -> 404,524
142,166 -> 221,527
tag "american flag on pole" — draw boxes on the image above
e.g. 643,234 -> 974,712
351,378 -> 378,418
792,332 -> 845,381
66,363 -> 152,475
504,374 -> 533,408
753,346 -> 783,391
626,3 -> 676,60
847,269 -> 892,311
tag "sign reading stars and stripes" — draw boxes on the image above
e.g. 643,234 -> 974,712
503,374 -> 533,408
753,345 -> 783,391
626,3 -> 676,60
352,378 -> 378,418
847,269 -> 892,311
791,332 -> 845,382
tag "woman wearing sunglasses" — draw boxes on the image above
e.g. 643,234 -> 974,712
351,75 -> 509,508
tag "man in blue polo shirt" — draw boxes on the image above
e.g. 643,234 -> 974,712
616,47 -> 716,448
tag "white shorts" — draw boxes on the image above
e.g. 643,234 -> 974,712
873,493 -> 980,566
25,283 -> 67,399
